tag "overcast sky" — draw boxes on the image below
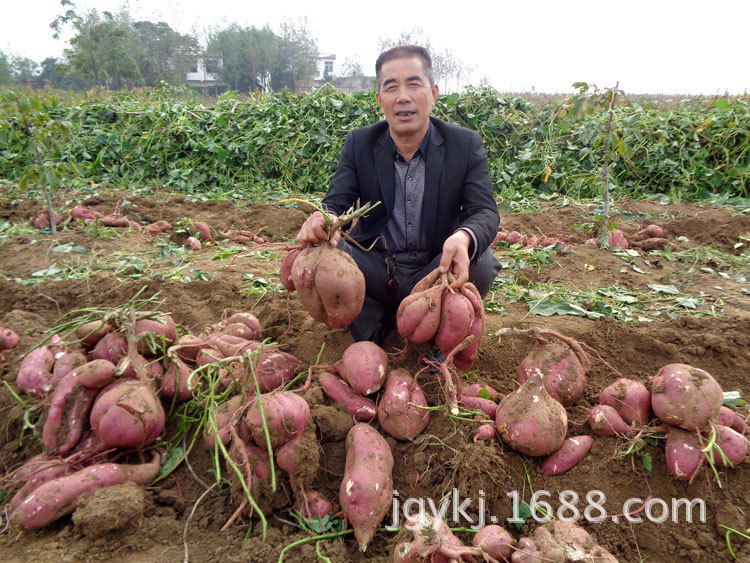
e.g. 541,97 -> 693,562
2,0 -> 748,95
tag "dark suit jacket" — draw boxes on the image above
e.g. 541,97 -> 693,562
322,116 -> 499,262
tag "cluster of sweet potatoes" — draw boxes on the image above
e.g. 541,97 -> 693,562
589,365 -> 749,482
586,224 -> 677,251
394,517 -> 617,562
6,310 -> 178,530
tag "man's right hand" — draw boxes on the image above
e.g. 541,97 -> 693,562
296,211 -> 340,246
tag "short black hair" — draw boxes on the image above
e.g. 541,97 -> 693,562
375,45 -> 434,90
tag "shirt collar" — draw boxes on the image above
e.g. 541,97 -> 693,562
388,124 -> 431,161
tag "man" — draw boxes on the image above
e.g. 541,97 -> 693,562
297,45 -> 501,345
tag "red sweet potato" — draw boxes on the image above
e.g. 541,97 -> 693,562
542,435 -> 593,476
588,404 -> 633,436
87,331 -> 127,363
517,341 -> 586,406
1,327 -> 20,350
74,320 -> 111,349
16,346 -> 57,396
143,220 -> 172,235
244,391 -> 310,449
434,290 -> 475,353
134,312 -> 177,353
608,229 -> 629,249
186,236 -> 202,250
89,379 -> 165,448
650,363 -> 723,431
453,283 -> 485,370
42,360 -> 118,454
203,395 -> 243,449
294,490 -> 333,519
712,425 -> 748,468
665,426 -> 704,482
473,423 -> 496,442
159,356 -> 195,400
52,351 -> 88,380
318,371 -> 377,421
377,368 -> 429,441
340,423 -> 393,552
280,247 -> 303,292
396,284 -> 444,344
495,371 -> 568,456
460,395 -> 498,419
290,243 -> 365,329
10,452 -> 161,531
599,378 -> 651,425
472,524 -> 514,561
513,520 -> 618,562
337,340 -> 389,395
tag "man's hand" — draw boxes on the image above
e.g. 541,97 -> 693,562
297,211 -> 340,246
439,229 -> 472,288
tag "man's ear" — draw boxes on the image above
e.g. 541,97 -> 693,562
431,83 -> 439,102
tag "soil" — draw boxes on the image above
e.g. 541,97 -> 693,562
0,190 -> 749,562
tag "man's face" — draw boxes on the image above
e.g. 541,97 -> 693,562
376,56 -> 439,140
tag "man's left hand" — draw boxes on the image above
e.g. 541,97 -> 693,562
439,230 -> 472,288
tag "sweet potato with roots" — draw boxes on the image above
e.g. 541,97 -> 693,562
377,368 -> 430,441
711,425 -> 748,468
10,452 -> 161,531
134,312 -> 176,354
453,283 -> 485,370
650,363 -> 723,431
495,371 -> 568,456
317,371 -> 377,421
290,242 -> 365,329
589,405 -> 634,436
90,379 -> 165,449
542,435 -> 593,476
203,395 -> 243,449
294,490 -> 333,520
337,340 -> 388,395
472,524 -> 514,562
87,331 -> 128,363
517,341 -> 586,406
394,513 -> 484,563
599,378 -> 651,426
159,356 -> 196,400
340,423 -> 393,552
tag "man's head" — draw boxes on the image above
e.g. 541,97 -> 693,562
375,45 -> 439,143
375,45 -> 434,90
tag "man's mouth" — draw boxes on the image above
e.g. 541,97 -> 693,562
395,110 -> 416,117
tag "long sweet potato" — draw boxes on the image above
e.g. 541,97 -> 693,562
318,371 -> 377,421
340,423 -> 393,552
10,452 -> 161,531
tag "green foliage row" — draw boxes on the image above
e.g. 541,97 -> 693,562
1,84 -> 748,202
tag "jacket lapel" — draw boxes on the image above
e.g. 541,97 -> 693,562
374,131 -> 395,217
423,122 -> 445,244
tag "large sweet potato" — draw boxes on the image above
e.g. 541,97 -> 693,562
340,423 -> 393,552
90,379 -> 165,448
651,363 -> 723,431
290,243 -> 365,329
337,341 -> 388,395
244,391 -> 310,449
377,368 -> 429,441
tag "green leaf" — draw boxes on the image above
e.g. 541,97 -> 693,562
676,297 -> 697,309
642,452 -> 653,474
31,264 -> 63,278
648,284 -> 680,295
51,243 -> 86,254
158,446 -> 185,478
478,389 -> 490,399
714,98 -> 730,109
513,501 -> 532,531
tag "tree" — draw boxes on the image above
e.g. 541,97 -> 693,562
270,19 -> 318,91
339,56 -> 364,77
133,21 -> 199,86
51,0 -> 143,89
207,24 -> 278,92
377,28 -> 471,92
9,56 -> 39,85
39,57 -> 88,90
0,52 -> 10,85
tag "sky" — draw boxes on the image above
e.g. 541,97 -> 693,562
2,0 -> 748,95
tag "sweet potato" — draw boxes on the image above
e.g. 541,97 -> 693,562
90,379 -> 165,449
665,426 -> 704,482
42,360 -> 118,454
71,206 -> 100,222
512,520 -> 618,562
608,229 -> 629,249
340,423 -> 394,552
495,371 -> 568,456
290,242 -> 365,329
87,331 -> 127,363
459,383 -> 499,418
460,382 -> 502,401
159,356 -> 195,400
244,391 -> 310,449
517,341 -> 586,406
134,313 -> 177,353
250,347 -> 301,393
1,326 -> 20,351
434,290 -> 475,353
473,423 -> 496,442
588,404 -> 633,436
52,351 -> 88,380
337,340 -> 389,395
280,247 -> 303,292
275,427 -> 320,496
396,284 -> 444,344
186,236 -> 202,250
395,513 -> 483,562
74,320 -> 111,349
718,406 -> 749,435
318,371 -> 377,421
472,524 -> 514,562
632,224 -> 664,241
377,368 -> 430,441
294,490 -> 333,519
203,395 -> 243,449
16,346 -> 57,396
712,425 -> 748,468
453,283 -> 485,370
650,363 -> 723,431
10,452 -> 161,531
542,435 -> 593,476
7,454 -> 75,511
599,378 -> 651,425
143,220 -> 172,236
224,312 -> 262,340
117,353 -> 164,380
631,237 -> 677,251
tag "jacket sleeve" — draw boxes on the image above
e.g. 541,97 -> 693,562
457,132 -> 500,261
321,131 -> 360,217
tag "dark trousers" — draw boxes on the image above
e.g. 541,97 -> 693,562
337,243 -> 502,344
